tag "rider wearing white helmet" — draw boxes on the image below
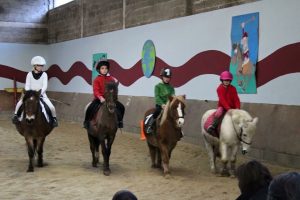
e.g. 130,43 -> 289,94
12,56 -> 58,127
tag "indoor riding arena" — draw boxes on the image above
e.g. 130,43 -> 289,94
1,0 -> 299,200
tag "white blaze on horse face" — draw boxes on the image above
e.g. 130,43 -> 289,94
26,114 -> 35,120
176,103 -> 184,127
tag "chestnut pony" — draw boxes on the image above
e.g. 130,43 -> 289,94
143,95 -> 186,176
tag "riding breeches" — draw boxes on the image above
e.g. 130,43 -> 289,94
14,99 -> 23,115
41,97 -> 57,117
152,104 -> 162,119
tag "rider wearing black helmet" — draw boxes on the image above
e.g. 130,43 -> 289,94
146,67 -> 175,134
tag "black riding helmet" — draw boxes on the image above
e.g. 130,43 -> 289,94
96,59 -> 110,72
160,67 -> 172,78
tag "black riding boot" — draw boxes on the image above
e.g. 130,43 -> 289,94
207,118 -> 219,134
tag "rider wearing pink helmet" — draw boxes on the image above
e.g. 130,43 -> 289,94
207,71 -> 240,134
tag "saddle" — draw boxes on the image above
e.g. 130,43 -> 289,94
144,112 -> 163,134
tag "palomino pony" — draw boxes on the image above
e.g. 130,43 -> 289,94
201,109 -> 258,177
231,43 -> 254,92
143,95 -> 185,176
14,90 -> 54,172
86,82 -> 118,176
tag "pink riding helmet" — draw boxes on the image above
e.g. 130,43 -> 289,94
220,71 -> 233,81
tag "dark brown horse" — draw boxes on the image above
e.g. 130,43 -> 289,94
14,90 -> 54,172
143,95 -> 186,176
86,82 -> 118,176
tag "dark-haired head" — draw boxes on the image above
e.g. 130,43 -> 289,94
267,172 -> 300,200
112,190 -> 137,200
236,160 -> 273,194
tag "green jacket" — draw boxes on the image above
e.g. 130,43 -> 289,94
154,82 -> 175,105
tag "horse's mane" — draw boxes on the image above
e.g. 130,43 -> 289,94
104,82 -> 118,100
23,90 -> 39,102
160,95 -> 185,125
105,82 -> 118,93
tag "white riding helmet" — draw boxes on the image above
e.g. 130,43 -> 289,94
31,56 -> 46,66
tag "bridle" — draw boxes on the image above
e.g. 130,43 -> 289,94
231,117 -> 252,145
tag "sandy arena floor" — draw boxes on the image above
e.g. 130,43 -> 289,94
0,118 -> 296,200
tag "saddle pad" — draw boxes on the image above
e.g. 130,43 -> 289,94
144,114 -> 153,125
204,112 -> 215,131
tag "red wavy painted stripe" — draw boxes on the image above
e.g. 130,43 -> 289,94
0,65 -> 27,82
109,50 -> 230,87
256,42 -> 300,87
47,61 -> 92,85
1,42 -> 299,88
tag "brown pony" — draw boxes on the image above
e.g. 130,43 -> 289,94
86,82 -> 118,176
143,95 -> 186,176
14,90 -> 54,172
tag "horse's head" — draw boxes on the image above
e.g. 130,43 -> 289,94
22,90 -> 41,125
104,82 -> 118,114
162,95 -> 186,128
233,114 -> 259,155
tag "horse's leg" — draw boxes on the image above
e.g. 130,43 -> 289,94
25,138 -> 35,172
229,145 -> 238,177
160,144 -> 170,176
156,148 -> 162,168
205,142 -> 217,174
101,136 -> 115,176
147,142 -> 157,168
88,134 -> 97,167
220,142 -> 230,176
36,137 -> 45,167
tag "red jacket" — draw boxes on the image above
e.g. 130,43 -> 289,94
93,74 -> 116,99
217,84 -> 240,110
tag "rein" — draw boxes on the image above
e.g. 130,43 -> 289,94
231,117 -> 252,145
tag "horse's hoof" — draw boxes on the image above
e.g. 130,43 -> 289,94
37,163 -> 43,168
103,169 -> 111,176
27,168 -> 34,172
92,163 -> 97,168
164,173 -> 172,179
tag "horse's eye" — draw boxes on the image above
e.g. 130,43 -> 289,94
243,134 -> 247,137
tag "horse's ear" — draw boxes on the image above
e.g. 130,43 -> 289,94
252,117 -> 258,125
168,95 -> 174,102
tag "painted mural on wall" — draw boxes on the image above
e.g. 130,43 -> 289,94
1,42 -> 300,89
92,53 -> 107,83
141,40 -> 156,78
230,12 -> 259,94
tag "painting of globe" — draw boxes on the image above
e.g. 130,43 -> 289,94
141,40 -> 156,78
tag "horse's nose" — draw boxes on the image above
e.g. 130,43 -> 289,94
242,150 -> 247,155
178,118 -> 185,127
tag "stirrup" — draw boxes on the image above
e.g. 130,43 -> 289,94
146,126 -> 153,134
207,125 -> 216,134
52,118 -> 58,127
12,114 -> 19,124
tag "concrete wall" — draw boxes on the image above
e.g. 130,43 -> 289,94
0,0 -> 50,43
47,0 -> 259,43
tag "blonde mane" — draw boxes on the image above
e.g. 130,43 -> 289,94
160,95 -> 185,126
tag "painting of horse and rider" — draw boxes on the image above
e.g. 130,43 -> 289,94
230,12 -> 259,94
